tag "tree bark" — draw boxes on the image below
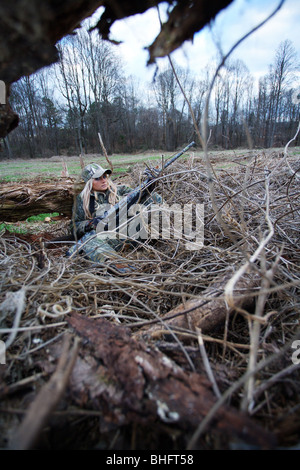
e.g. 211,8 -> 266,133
26,312 -> 277,449
45,312 -> 275,449
0,179 -> 83,222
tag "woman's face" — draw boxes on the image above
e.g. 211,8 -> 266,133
92,174 -> 109,192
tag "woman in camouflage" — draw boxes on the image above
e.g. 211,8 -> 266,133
67,163 -> 161,274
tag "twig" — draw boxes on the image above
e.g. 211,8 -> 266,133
10,333 -> 80,450
224,174 -> 274,310
98,131 -> 113,172
196,327 -> 221,399
252,363 -> 300,405
283,119 -> 300,179
186,330 -> 300,450
1,288 -> 26,349
241,251 -> 281,413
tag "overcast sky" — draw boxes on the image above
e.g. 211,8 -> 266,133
103,0 -> 299,86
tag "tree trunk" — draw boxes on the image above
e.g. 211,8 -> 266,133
28,312 -> 275,450
0,179 -> 84,222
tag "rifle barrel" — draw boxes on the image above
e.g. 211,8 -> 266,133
163,141 -> 195,171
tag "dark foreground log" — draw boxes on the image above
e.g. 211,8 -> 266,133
17,312 -> 276,450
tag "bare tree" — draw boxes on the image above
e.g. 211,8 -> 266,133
228,60 -> 253,147
264,40 -> 297,147
10,75 -> 44,158
77,24 -> 123,152
152,64 -> 191,150
3,30 -> 298,159
36,68 -> 62,155
56,36 -> 89,154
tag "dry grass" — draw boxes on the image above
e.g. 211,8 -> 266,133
0,148 -> 299,449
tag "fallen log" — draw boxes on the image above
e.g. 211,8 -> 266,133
139,272 -> 259,340
0,179 -> 83,222
32,312 -> 276,449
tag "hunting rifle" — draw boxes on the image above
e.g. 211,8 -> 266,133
87,141 -> 195,235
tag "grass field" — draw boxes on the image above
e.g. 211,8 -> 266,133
0,152 -> 171,182
2,146 -> 298,182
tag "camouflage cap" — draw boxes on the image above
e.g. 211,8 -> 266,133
81,163 -> 112,182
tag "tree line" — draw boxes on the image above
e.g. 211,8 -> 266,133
1,26 -> 299,159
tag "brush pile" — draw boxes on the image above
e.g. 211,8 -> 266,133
0,149 -> 299,450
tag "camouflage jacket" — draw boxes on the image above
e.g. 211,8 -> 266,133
71,185 -> 132,238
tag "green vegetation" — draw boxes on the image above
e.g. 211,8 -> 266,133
1,147 -> 299,183
26,212 -> 59,222
0,222 -> 28,234
0,159 -> 83,182
0,153 -> 166,182
0,212 -> 60,234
